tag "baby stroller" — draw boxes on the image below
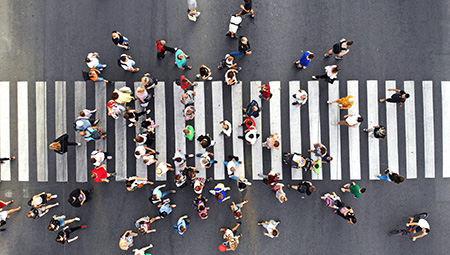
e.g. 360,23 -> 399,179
283,152 -> 306,169
226,15 -> 242,39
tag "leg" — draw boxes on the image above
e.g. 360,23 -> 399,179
231,222 -> 241,232
67,141 -> 79,146
324,49 -> 333,57
376,175 -> 389,181
230,52 -> 244,57
6,206 -> 21,214
290,185 -> 298,190
161,190 -> 172,199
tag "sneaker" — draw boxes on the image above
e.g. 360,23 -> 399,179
128,123 -> 134,127
311,76 -> 317,80
93,119 -> 100,125
174,47 -> 178,52
207,76 -> 213,81
155,151 -> 160,155
148,244 -> 153,248
75,217 -> 81,221
335,56 -> 342,60
340,188 -> 346,193
91,109 -> 97,113
384,168 -> 390,174
107,156 -> 113,160
237,67 -> 242,71
218,66 -> 222,70
81,225 -> 87,229
196,74 -> 201,79
111,172 -> 117,176
103,65 -> 107,68
194,12 -> 201,17
186,66 -> 192,70
77,143 -> 82,146
186,55 -> 190,59
327,100 -> 333,104
362,128 -> 368,132
207,177 -> 213,182
188,154 -> 194,158
331,121 -> 337,125
126,46 -> 131,50
324,53 -> 330,58
146,109 -> 151,114
251,14 -> 255,18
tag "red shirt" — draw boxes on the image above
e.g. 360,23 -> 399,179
243,117 -> 255,129
91,167 -> 107,182
179,75 -> 189,90
261,84 -> 271,99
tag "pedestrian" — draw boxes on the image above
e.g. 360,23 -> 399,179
196,152 -> 218,169
272,183 -> 287,203
156,40 -> 177,60
107,100 -> 125,119
243,100 -> 260,118
28,192 -> 57,208
258,170 -> 279,186
111,86 -> 134,105
334,204 -> 357,224
48,134 -> 81,154
193,194 -> 210,219
262,133 -> 280,150
288,181 -> 316,198
305,158 -> 321,174
236,0 -> 254,17
184,125 -> 195,140
135,145 -> 158,160
119,230 -> 138,250
135,216 -> 159,235
79,126 -> 107,142
91,164 -> 116,183
218,54 -> 240,70
219,120 -> 232,138
90,149 -> 113,167
209,183 -> 231,203
258,83 -> 272,100
183,105 -> 196,121
176,74 -> 197,90
376,168 -> 405,184
292,89 -> 308,106
258,220 -> 280,238
48,215 -> 80,231
180,90 -> 196,106
231,36 -> 252,56
173,215 -> 190,235
230,175 -> 252,192
174,170 -> 188,188
78,108 -> 97,120
84,52 -> 107,70
68,188 -> 92,208
219,223 -> 242,252
158,201 -> 177,218
294,51 -> 314,69
0,199 -> 13,209
141,117 -> 159,134
225,68 -> 239,85
230,200 -> 249,219
379,88 -> 410,107
141,73 -> 158,90
74,116 -> 98,133
124,108 -> 151,128
312,65 -> 340,84
187,0 -> 201,21
224,155 -> 241,177
135,86 -> 152,108
27,202 -> 59,219
238,116 -> 256,129
175,49 -> 192,70
56,225 -> 87,244
111,31 -> 130,50
88,68 -> 112,84
150,184 -> 176,204
197,134 -> 215,149
156,162 -> 174,177
337,114 -> 364,128
363,125 -> 387,139
324,38 -> 353,60
226,15 -> 243,39
321,192 -> 342,209
192,176 -> 209,194
282,152 -> 305,169
0,156 -> 15,164
142,151 -> 157,166
307,143 -> 328,158
341,182 -> 366,198
126,176 -> 153,191
134,132 -> 155,147
327,95 -> 355,110
0,205 -> 21,227
196,65 -> 213,80
133,244 -> 153,255
119,54 -> 139,72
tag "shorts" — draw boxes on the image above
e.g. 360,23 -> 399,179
58,218 -> 66,227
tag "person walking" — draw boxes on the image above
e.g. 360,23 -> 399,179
238,126 -> 260,145
236,0 -> 254,17
79,126 -> 107,142
124,108 -> 151,128
288,181 -> 316,198
258,83 -> 272,100
0,156 -> 15,164
141,117 -> 159,134
111,86 -> 134,105
337,114 -> 364,128
243,100 -> 260,118
0,205 -> 21,227
230,200 -> 249,219
27,202 -> 59,219
90,165 -> 116,183
156,40 -> 177,60
150,184 -> 176,204
258,220 -> 280,238
258,170 -> 279,186
193,194 -> 210,220
379,88 -> 410,107
68,188 -> 92,208
197,134 -> 215,149
133,244 -> 153,255
173,215 -> 190,235
28,192 -> 57,208
321,192 -> 342,209
175,49 -> 192,70
209,183 -> 231,203
272,183 -> 287,203
176,74 -> 197,90
88,68 -> 112,84
119,54 -> 139,72
224,155 -> 241,176
231,36 -> 252,56
84,52 -> 107,70
48,215 -> 80,231
119,230 -> 138,250
135,145 -> 158,160
262,133 -> 280,150
184,125 -> 195,140
225,68 -> 239,86
334,204 -> 357,224
158,201 -> 177,218
90,149 -> 113,167
56,225 -> 87,244
172,150 -> 194,169
324,38 -> 353,60
196,152 -> 218,169
363,125 -> 387,139
187,0 -> 201,21
218,54 -> 240,70
292,89 -> 308,106
135,216 -> 159,235
327,95 -> 355,110
196,65 -> 213,80
111,31 -> 130,50
341,182 -> 366,198
156,162 -> 174,177
219,223 -> 242,252
141,73 -> 158,89
307,143 -> 328,158
126,176 -> 153,191
180,90 -> 196,106
78,108 -> 97,120
230,175 -> 252,192
183,105 -> 196,121
219,120 -> 232,138
376,168 -> 405,184
312,65 -> 340,84
135,86 -> 152,108
294,51 -> 314,69
49,134 -> 80,154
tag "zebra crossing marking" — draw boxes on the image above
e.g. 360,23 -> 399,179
269,81 -> 283,180
404,81 -> 417,179
36,82 -> 48,182
154,81 -> 167,181
347,80 -> 361,180
114,82 -> 127,181
328,81 -> 341,180
385,81 -> 399,173
194,82 -> 206,179
17,81 -> 29,182
442,81 -> 450,178
173,82 -> 186,166
55,81 -> 68,182
134,82 -> 147,179
367,80 -> 380,180
289,81 -> 302,180
250,81 -> 263,180
212,81 -> 225,180
75,81 -> 87,183
0,82 -> 11,181
232,82 -> 245,178
308,80 -> 322,180
423,81 -> 435,178
96,82 -> 108,152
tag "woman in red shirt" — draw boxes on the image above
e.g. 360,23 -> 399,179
258,83 -> 272,100
91,165 -> 116,183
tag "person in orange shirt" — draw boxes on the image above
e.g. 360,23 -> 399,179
89,68 -> 112,84
327,95 -> 355,110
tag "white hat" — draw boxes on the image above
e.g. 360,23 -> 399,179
76,120 -> 84,127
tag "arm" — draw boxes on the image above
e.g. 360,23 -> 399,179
412,232 -> 426,241
180,215 -> 188,220
156,184 -> 166,189
388,88 -> 400,92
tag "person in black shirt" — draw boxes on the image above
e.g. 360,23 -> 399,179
155,40 -> 177,60
48,134 -> 80,154
236,0 -> 254,18
68,189 -> 91,208
288,181 -> 316,197
363,125 -> 387,139
324,38 -> 353,60
379,89 -> 410,107
197,134 -> 215,149
56,225 -> 86,244
230,36 -> 252,57
111,31 -> 130,50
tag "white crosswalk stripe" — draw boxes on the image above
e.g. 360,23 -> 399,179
194,82 -> 206,179
134,81 -> 147,179
0,80 -> 447,182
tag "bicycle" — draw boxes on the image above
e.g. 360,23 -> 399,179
388,212 -> 428,238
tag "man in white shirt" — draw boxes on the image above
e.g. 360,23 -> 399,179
84,52 -> 107,70
292,89 -> 308,106
311,65 -> 340,84
119,54 -> 139,72
337,114 -> 363,128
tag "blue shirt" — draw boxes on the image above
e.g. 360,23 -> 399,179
75,118 -> 91,131
299,52 -> 311,67
246,100 -> 260,118
160,203 -> 172,215
173,218 -> 187,235
84,127 -> 97,142
152,188 -> 162,199
175,50 -> 187,68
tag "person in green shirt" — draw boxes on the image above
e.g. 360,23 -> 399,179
183,125 -> 195,141
341,182 -> 366,198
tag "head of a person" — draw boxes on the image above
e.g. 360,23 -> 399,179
227,56 -> 234,62
230,167 -> 236,173
119,239 -> 129,250
134,136 -> 144,144
227,71 -> 235,79
394,175 -> 405,184
320,148 -> 326,155
152,194 -> 159,200
240,37 -> 248,44
200,212 -> 208,219
174,174 -> 182,181
346,40 -> 354,46
308,186 -> 316,193
111,32 -> 119,38
174,157 -> 182,163
194,185 -> 202,192
160,40 -> 166,46
120,55 -> 127,62
136,86 -> 145,95
27,211 -> 36,219
177,54 -> 184,60
200,139 -> 208,147
360,188 -> 366,193
357,117 -> 364,123
123,112 -> 131,119
48,142 -> 61,151
182,93 -> 188,99
111,92 -> 119,100
126,180 -> 133,187
234,211 -> 242,219
332,66 -> 341,73
279,195 -> 287,202
56,235 -> 64,243
314,163 -> 320,169
143,158 -> 150,164
84,58 -> 91,63
308,53 -> 315,59
201,158 -> 209,166
326,156 -> 333,161
348,97 -> 356,103
181,78 -> 188,84
91,172 -> 98,180
273,141 -> 280,148
403,93 -> 410,99
300,94 -> 307,99
272,229 -> 279,237
348,216 -> 357,224
48,222 -> 58,231
79,131 -> 87,136
222,124 -> 229,130
179,226 -> 186,233
156,168 -> 163,175
138,227 -> 146,234
160,211 -> 168,217
252,105 -> 258,111
216,193 -> 224,200
135,151 -> 141,157
183,128 -> 190,135
186,109 -> 193,116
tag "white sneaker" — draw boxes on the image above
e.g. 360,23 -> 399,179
128,123 -> 134,128
51,194 -> 58,199
77,143 -> 82,146
194,12 -> 201,17
196,74 -> 201,78
107,156 -> 113,160
91,109 -> 97,113
207,77 -> 213,80
327,101 -> 332,104
75,217 -> 81,221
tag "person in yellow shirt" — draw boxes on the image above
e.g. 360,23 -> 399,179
327,95 -> 355,110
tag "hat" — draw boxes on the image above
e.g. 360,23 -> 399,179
141,76 -> 149,86
156,168 -> 162,175
76,120 -> 84,127
348,97 -> 355,103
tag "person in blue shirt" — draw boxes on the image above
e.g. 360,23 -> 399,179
80,127 -> 106,142
294,51 -> 314,69
175,49 -> 192,70
243,100 -> 260,118
173,215 -> 190,235
158,201 -> 176,218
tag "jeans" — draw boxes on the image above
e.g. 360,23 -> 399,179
96,63 -> 106,69
230,175 -> 238,181
259,94 -> 265,99
123,36 -> 128,42
230,52 -> 244,57
376,174 -> 391,182
97,77 -> 104,82
161,190 -> 171,199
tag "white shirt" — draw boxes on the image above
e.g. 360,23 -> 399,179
86,53 -> 99,69
245,129 -> 258,145
226,160 -> 237,175
222,120 -> 232,137
90,150 -> 105,167
120,54 -> 135,70
345,114 -> 361,127
325,65 -> 338,79
294,90 -> 308,105
142,154 -> 156,165
224,54 -> 233,68
135,146 -> 146,159
156,162 -> 169,176
0,211 -> 7,221
417,219 -> 430,230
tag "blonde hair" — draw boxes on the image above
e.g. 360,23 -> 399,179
49,142 -> 61,151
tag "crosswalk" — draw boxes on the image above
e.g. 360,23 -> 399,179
0,80 -> 448,183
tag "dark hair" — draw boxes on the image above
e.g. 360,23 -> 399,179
120,56 -> 127,62
247,120 -> 253,126
48,223 -> 56,231
89,158 -> 96,164
180,226 -> 186,232
348,216 -> 357,224
216,193 -> 223,200
314,164 -> 320,169
394,175 -> 405,184
151,194 -> 158,200
309,53 -> 315,59
309,186 -> 316,192
332,66 -> 341,73
327,156 -> 333,161
199,205 -> 205,210
160,211 -> 167,217
200,213 -> 207,218
200,140 -> 208,147
347,40 -> 354,46
320,148 -> 326,155
135,151 -> 141,156
181,78 -> 188,83
90,173 -> 97,179
111,92 -> 119,100
0,220 -> 6,226
126,180 -> 132,187
174,174 -> 181,181
360,188 -> 366,193
84,58 -> 91,63
357,117 -> 364,122
405,94 -> 410,98
273,141 -> 280,148
135,136 -> 144,143
227,71 -> 234,79
234,211 -> 242,218
28,199 -> 32,206
123,112 -> 131,119
272,229 -> 279,236
138,228 -> 146,234
424,228 -> 430,233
